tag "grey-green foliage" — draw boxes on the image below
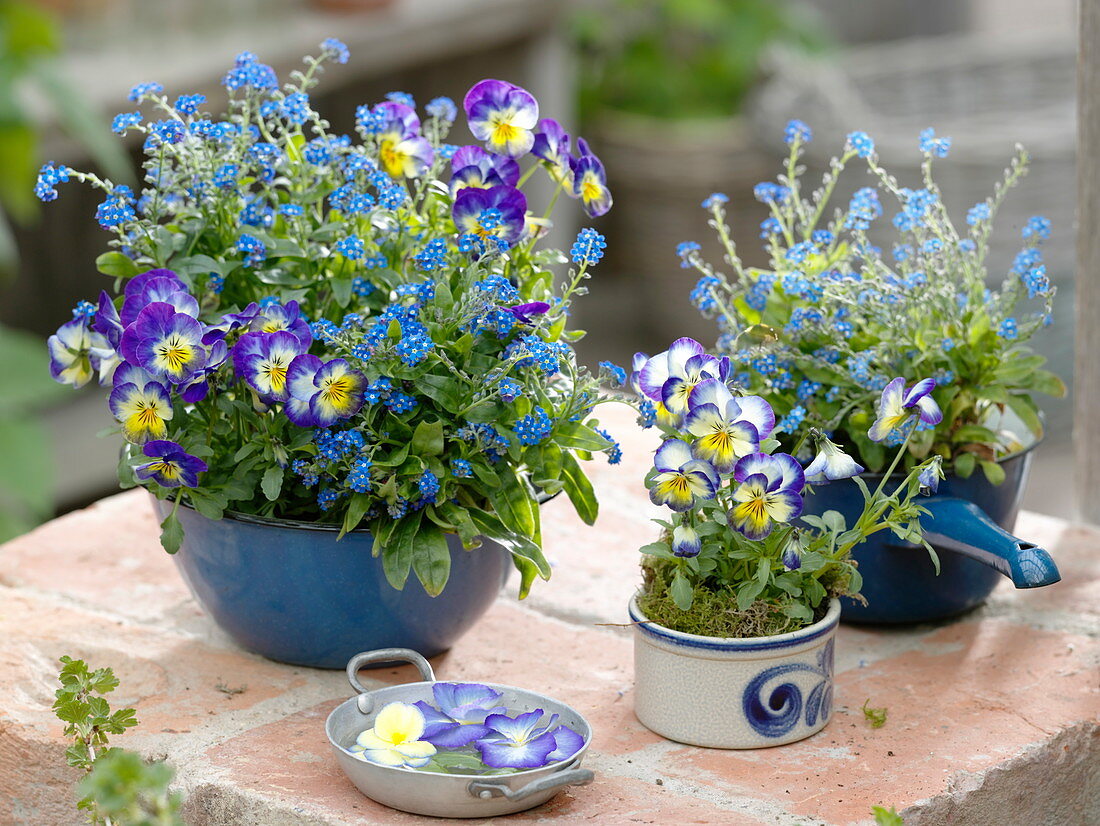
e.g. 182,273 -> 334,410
53,656 -> 184,826
0,323 -> 67,540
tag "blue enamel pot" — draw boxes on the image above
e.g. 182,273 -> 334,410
153,499 -> 509,669
801,441 -> 1060,624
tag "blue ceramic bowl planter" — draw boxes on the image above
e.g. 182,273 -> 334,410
154,499 -> 510,669
802,440 -> 1060,624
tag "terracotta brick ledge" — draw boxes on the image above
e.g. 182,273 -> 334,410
2,405 -> 1098,825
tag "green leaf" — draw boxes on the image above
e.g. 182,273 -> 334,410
414,373 -> 465,411
1005,394 -> 1043,439
412,419 -> 445,456
467,508 -> 550,597
871,805 -> 905,826
951,424 -> 999,445
95,252 -> 140,279
555,423 -> 614,452
380,512 -> 423,590
340,493 -> 372,538
260,466 -> 283,501
437,502 -> 479,548
979,459 -> 1006,486
159,510 -> 184,554
862,698 -> 888,728
953,452 -> 977,479
331,275 -> 353,308
411,522 -> 452,596
487,469 -> 540,543
669,570 -> 694,610
1025,369 -> 1067,397
560,451 -> 598,525
186,489 -> 227,520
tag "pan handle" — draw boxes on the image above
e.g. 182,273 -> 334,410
467,767 -> 594,801
346,649 -> 436,714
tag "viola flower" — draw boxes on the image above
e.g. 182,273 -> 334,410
684,379 -> 775,472
531,118 -> 573,186
868,377 -> 942,443
373,101 -> 434,178
803,433 -> 864,484
918,455 -> 944,494
452,185 -> 528,246
475,709 -> 559,769
506,301 -> 550,324
48,316 -> 111,388
636,338 -> 730,422
449,145 -> 520,194
349,702 -> 437,769
120,270 -> 198,327
285,355 -> 367,427
570,150 -> 612,218
649,439 -> 719,512
248,300 -> 313,350
134,440 -> 207,488
119,303 -> 208,384
176,339 -> 228,404
109,365 -> 173,444
413,682 -> 506,748
202,302 -> 261,344
231,331 -> 304,401
463,79 -> 539,158
671,524 -> 701,558
730,453 -> 806,540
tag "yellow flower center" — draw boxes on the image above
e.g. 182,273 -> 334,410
264,358 -> 289,392
320,375 -> 353,404
157,337 -> 192,373
150,460 -> 180,480
581,175 -> 603,203
490,117 -> 518,146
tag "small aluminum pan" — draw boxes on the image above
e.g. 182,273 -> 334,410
325,648 -> 593,818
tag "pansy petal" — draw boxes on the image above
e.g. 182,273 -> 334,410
546,725 -> 585,763
915,395 -> 943,425
653,439 -> 694,473
359,747 -> 409,768
903,378 -> 936,408
687,377 -> 733,412
731,395 -> 776,440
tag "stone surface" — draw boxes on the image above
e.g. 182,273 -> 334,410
1,404 -> 1098,825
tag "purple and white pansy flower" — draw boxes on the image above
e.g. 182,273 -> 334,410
649,438 -> 720,512
729,452 -> 806,540
463,79 -> 539,158
531,118 -> 573,186
449,145 -> 520,194
868,376 -> 942,442
134,440 -> 207,488
635,337 -> 730,423
452,184 -> 528,246
803,433 -> 864,484
684,379 -> 775,473
413,682 -> 506,748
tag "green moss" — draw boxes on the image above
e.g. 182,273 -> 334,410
637,559 -> 826,638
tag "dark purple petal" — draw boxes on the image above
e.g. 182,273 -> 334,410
507,301 -> 550,323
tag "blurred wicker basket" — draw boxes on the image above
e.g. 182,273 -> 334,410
749,34 -> 1076,277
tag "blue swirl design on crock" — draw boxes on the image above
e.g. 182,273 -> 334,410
742,639 -> 834,738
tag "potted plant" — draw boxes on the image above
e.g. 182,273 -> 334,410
571,0 -> 825,346
41,40 -> 625,668
627,337 -> 939,748
679,122 -> 1064,623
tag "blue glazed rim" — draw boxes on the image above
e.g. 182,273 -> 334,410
628,595 -> 841,652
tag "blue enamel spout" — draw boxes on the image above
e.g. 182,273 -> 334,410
919,497 -> 1061,588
